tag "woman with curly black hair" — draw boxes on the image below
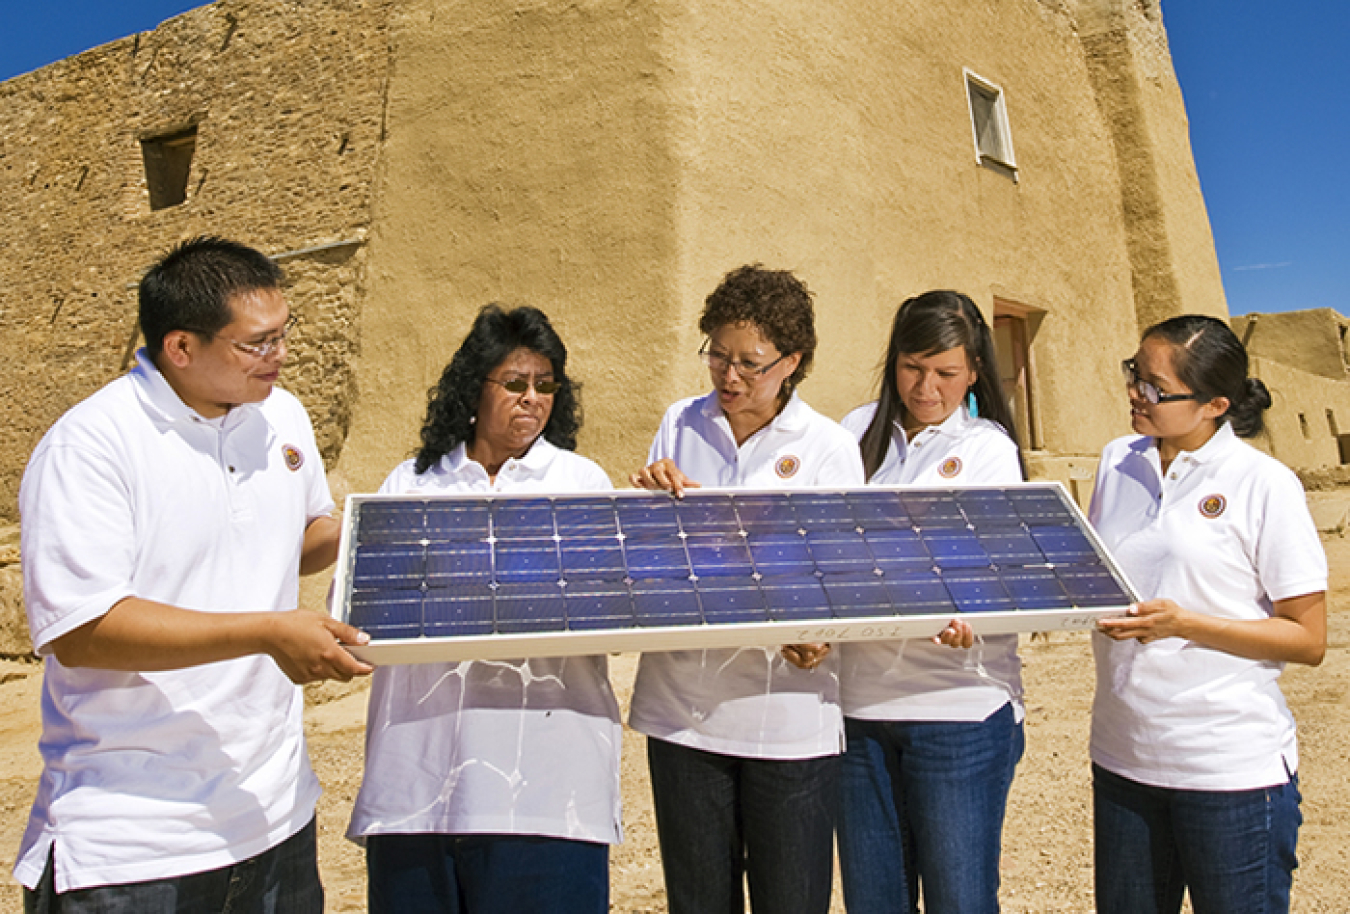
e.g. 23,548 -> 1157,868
628,265 -> 864,914
347,304 -> 620,914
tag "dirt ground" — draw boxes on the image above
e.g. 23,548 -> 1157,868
2,528 -> 1347,911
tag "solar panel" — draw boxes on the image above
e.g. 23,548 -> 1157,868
330,484 -> 1137,665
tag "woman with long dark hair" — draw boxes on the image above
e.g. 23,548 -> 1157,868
1090,315 -> 1325,913
836,290 -> 1025,914
347,304 -> 620,914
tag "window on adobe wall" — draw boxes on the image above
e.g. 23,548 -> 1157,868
1299,413 -> 1311,440
965,69 -> 1016,176
141,126 -> 197,210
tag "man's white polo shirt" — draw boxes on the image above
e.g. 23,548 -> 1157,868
627,391 -> 865,759
15,349 -> 332,892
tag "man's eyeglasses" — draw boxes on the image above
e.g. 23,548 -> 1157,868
1121,359 -> 1201,405
698,339 -> 789,382
211,315 -> 298,360
485,376 -> 562,396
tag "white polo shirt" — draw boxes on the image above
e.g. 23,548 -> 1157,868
1088,426 -> 1327,790
837,403 -> 1025,722
348,439 -> 624,844
15,349 -> 331,893
627,391 -> 865,759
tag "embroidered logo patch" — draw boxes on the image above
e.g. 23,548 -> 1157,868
282,445 -> 304,472
775,455 -> 801,479
938,457 -> 963,479
1198,494 -> 1226,518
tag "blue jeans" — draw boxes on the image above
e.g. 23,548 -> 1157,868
1093,763 -> 1302,914
365,832 -> 608,914
646,737 -> 838,914
23,817 -> 322,914
836,703 -> 1024,914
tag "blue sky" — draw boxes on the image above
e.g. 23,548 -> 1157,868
1,1 -> 1344,316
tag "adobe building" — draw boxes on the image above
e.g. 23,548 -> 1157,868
0,0 -> 1230,528
1231,309 -> 1350,477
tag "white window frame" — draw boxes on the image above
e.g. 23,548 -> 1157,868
964,69 -> 1017,172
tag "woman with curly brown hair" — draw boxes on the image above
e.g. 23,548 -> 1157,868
628,265 -> 864,914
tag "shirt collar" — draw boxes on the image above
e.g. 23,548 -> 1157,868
130,347 -> 261,429
700,388 -> 809,434
1127,420 -> 1241,467
898,403 -> 974,445
439,436 -> 560,480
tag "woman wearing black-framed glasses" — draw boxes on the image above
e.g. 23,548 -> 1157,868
1090,315 -> 1325,914
627,265 -> 864,914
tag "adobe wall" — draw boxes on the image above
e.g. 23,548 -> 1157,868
341,0 -> 1190,494
0,0 -> 1236,522
1247,356 -> 1350,470
1234,310 -> 1350,382
0,0 -> 393,521
1075,0 -> 1229,330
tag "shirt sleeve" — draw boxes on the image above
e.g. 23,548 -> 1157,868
957,425 -> 1023,485
1252,465 -> 1328,603
20,443 -> 137,654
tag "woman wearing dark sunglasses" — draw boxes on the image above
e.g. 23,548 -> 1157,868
347,304 -> 621,914
1089,315 -> 1326,914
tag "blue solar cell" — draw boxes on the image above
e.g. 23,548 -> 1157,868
492,499 -> 556,537
734,495 -> 799,533
554,499 -> 619,534
977,527 -> 1044,565
790,493 -> 855,530
883,569 -> 957,614
423,587 -> 495,636
1031,526 -> 1099,563
1008,488 -> 1074,525
493,582 -> 566,633
352,543 -> 425,589
565,581 -> 635,630
899,492 -> 967,528
847,491 -> 911,530
342,485 -> 1133,654
493,538 -> 561,583
632,579 -> 702,626
923,529 -> 990,568
822,572 -> 893,617
958,490 -> 1018,525
356,502 -> 425,543
426,541 -> 493,585
425,502 -> 491,540
760,578 -> 832,621
865,529 -> 931,574
942,568 -> 1017,613
687,533 -> 754,578
624,536 -> 690,580
349,589 -> 423,637
560,536 -> 626,579
1002,567 -> 1070,610
806,531 -> 874,574
1058,566 -> 1130,606
697,579 -> 769,622
747,533 -> 812,576
676,496 -> 742,534
617,498 -> 679,533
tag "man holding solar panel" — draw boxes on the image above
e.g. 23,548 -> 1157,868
13,237 -> 372,913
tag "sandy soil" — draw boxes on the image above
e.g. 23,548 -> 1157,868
2,530 -> 1347,912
